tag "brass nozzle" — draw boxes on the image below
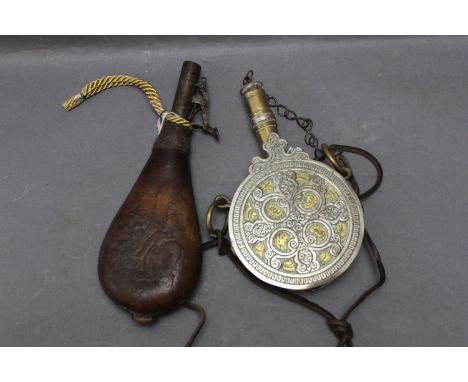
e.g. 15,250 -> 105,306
240,81 -> 278,149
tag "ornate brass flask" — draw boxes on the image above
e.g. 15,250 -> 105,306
228,81 -> 364,290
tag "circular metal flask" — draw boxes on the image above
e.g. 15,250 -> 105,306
228,133 -> 364,290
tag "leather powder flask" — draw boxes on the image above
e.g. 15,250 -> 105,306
99,62 -> 203,323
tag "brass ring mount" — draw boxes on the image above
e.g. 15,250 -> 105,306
322,143 -> 352,180
206,194 -> 231,238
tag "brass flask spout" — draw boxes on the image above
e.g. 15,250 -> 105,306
240,81 -> 278,151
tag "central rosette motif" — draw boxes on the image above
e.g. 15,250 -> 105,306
243,169 -> 350,275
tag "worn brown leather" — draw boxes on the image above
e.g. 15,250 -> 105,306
98,62 -> 202,324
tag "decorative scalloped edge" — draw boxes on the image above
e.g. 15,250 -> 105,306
249,133 -> 310,174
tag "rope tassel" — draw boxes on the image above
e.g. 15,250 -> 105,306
62,74 -> 192,129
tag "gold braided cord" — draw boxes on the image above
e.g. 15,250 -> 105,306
62,75 -> 192,128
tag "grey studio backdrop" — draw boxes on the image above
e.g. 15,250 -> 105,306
0,36 -> 466,346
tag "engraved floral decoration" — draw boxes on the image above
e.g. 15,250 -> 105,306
242,134 -> 351,275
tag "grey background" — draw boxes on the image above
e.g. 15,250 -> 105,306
0,36 -> 466,346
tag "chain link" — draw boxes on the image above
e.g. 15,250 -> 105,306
243,70 -> 254,85
266,94 -> 323,160
242,70 -> 323,160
